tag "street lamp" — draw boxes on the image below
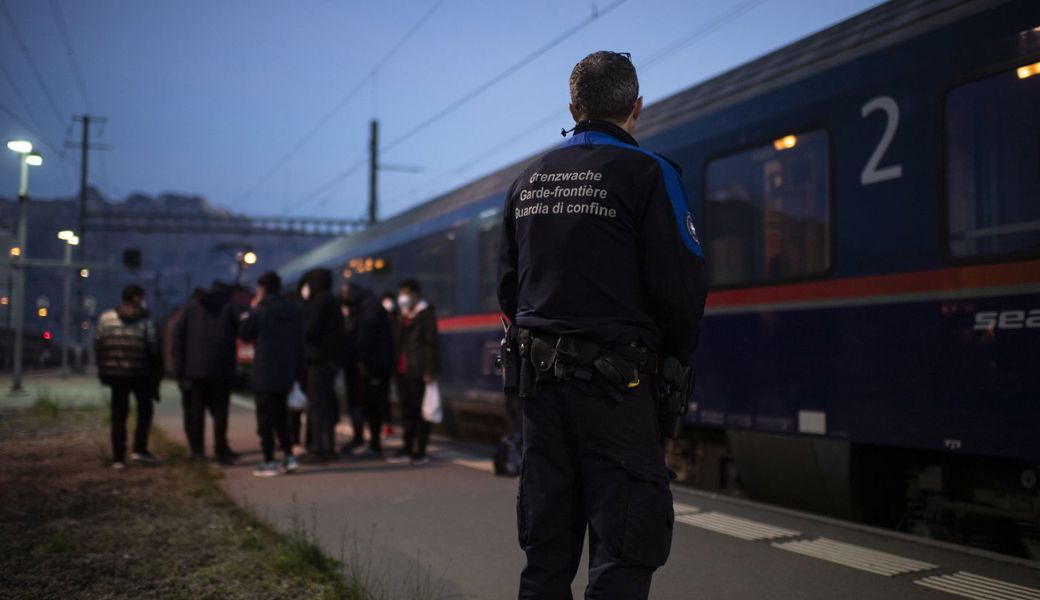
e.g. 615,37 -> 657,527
7,139 -> 43,393
235,249 -> 258,283
57,231 -> 79,376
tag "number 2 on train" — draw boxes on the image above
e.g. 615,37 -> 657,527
860,96 -> 903,185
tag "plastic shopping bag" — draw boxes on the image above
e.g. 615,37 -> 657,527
287,382 -> 307,412
422,380 -> 443,424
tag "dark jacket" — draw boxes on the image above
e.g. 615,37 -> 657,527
301,268 -> 345,365
95,303 -> 162,388
396,301 -> 439,380
238,293 -> 305,393
497,120 -> 707,362
346,284 -> 396,376
173,283 -> 240,382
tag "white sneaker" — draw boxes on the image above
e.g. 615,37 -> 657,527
130,452 -> 158,465
112,461 -> 126,470
253,461 -> 279,477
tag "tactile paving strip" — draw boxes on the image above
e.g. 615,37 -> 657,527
673,502 -> 700,516
915,571 -> 1040,600
676,511 -> 801,541
772,537 -> 938,576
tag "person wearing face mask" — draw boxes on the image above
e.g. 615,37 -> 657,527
386,279 -> 439,466
298,268 -> 346,463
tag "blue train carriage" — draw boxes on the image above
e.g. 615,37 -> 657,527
279,0 -> 1040,553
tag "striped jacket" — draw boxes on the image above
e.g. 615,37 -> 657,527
95,304 -> 162,384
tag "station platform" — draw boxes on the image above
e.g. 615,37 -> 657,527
6,374 -> 1040,599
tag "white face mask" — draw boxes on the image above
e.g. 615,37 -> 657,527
397,293 -> 413,312
300,283 -> 311,301
382,298 -> 395,313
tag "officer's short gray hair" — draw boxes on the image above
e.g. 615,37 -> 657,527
569,51 -> 639,122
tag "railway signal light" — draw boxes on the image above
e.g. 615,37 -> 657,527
42,331 -> 51,341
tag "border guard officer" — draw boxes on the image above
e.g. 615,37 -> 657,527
498,50 -> 707,599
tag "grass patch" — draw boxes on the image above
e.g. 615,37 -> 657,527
0,406 -> 359,599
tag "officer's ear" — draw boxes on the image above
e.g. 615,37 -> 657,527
631,96 -> 643,121
569,103 -> 583,123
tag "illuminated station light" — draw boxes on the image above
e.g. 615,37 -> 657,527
1017,61 -> 1040,80
773,135 -> 797,151
242,251 -> 258,265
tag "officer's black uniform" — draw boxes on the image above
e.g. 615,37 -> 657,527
498,120 -> 707,599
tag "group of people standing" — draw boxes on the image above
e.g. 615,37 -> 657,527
93,269 -> 441,476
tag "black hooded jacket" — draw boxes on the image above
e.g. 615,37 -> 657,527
345,284 -> 395,376
239,293 -> 304,393
95,303 -> 162,386
300,268 -> 345,365
172,283 -> 240,382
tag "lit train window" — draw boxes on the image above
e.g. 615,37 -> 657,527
704,129 -> 831,287
946,64 -> 1040,258
478,222 -> 502,313
415,233 -> 456,316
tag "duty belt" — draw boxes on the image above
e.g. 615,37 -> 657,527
517,328 -> 655,400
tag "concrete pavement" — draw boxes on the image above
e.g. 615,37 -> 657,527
5,374 -> 1040,600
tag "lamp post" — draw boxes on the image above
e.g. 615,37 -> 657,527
57,231 -> 79,376
6,140 -> 42,393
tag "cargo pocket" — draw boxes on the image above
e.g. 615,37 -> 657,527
619,463 -> 674,568
516,457 -> 530,549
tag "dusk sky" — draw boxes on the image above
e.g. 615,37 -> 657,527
1,0 -> 880,221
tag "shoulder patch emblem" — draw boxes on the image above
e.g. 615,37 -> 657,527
685,212 -> 700,245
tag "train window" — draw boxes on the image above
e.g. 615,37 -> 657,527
704,129 -> 830,287
415,233 -> 456,316
946,66 -> 1040,258
477,222 -> 502,313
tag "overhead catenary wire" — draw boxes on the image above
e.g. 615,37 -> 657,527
0,0 -> 70,129
0,59 -> 51,138
234,0 -> 445,211
379,0 -> 630,155
287,0 -> 631,218
48,0 -> 93,111
0,98 -> 78,190
385,0 -> 771,212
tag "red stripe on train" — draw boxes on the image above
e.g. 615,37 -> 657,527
708,259 -> 1040,309
435,260 -> 1040,332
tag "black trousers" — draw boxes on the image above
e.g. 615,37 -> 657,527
110,381 -> 154,462
255,390 -> 293,462
345,364 -> 365,444
179,387 -> 193,453
187,379 -> 231,458
363,375 -> 390,452
306,363 -> 338,456
517,379 -> 672,600
397,376 -> 430,458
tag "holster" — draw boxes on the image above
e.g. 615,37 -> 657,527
498,320 -> 520,396
657,357 -> 695,439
